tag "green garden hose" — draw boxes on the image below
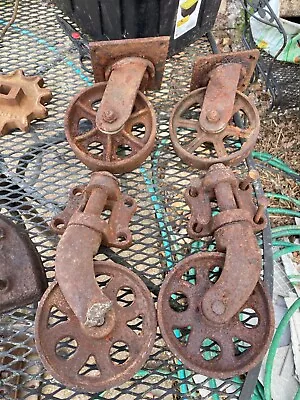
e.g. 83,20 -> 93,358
264,298 -> 300,400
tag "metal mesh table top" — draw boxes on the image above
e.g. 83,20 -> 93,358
0,1 -> 270,399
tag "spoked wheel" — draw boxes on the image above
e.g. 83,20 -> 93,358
157,252 -> 274,378
170,88 -> 260,169
35,261 -> 156,392
65,82 -> 156,173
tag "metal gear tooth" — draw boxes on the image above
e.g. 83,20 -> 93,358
0,70 -> 52,136
39,88 -> 52,104
32,104 -> 48,119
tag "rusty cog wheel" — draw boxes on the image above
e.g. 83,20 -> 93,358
35,260 -> 156,392
157,252 -> 274,379
170,88 -> 260,169
0,70 -> 52,136
65,82 -> 156,173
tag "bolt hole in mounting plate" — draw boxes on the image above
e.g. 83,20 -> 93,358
157,252 -> 274,379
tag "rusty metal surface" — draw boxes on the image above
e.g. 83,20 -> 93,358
184,163 -> 268,325
199,63 -> 242,133
183,164 -> 268,327
0,214 -> 47,313
90,37 -> 170,90
52,172 -> 136,331
186,165 -> 267,238
170,87 -> 260,169
0,70 -> 52,136
97,57 -> 155,134
190,50 -> 260,92
35,260 -> 157,392
157,252 -> 274,379
65,82 -> 156,173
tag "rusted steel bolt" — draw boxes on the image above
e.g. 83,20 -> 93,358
240,169 -> 259,191
254,196 -> 269,224
102,110 -> 117,123
211,300 -> 226,316
206,109 -> 220,123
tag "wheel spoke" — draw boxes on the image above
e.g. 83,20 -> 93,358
128,108 -> 149,125
121,129 -> 144,151
47,322 -> 74,343
186,324 -> 205,354
218,336 -> 236,365
213,140 -> 227,157
94,343 -> 116,378
176,118 -> 199,131
233,324 -> 256,344
104,135 -> 113,161
64,346 -> 90,375
185,134 -> 206,153
74,127 -> 98,144
76,101 -> 96,121
115,303 -> 142,322
168,309 -> 193,328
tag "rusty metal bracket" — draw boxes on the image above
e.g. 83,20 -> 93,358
185,163 -> 268,324
35,173 -> 157,391
199,63 -> 242,134
65,37 -> 169,173
90,37 -> 170,90
169,50 -> 260,170
190,49 -> 260,92
51,180 -> 136,248
50,172 -> 136,329
0,214 -> 47,313
186,165 -> 267,238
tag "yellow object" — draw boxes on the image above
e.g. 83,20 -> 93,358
257,40 -> 268,49
181,0 -> 198,11
177,16 -> 190,27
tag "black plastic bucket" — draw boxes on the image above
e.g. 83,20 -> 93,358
53,0 -> 221,55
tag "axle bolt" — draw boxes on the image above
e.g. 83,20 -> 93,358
102,110 -> 117,123
206,109 -> 220,123
212,300 -> 226,315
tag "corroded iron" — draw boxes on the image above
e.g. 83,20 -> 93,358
0,214 -> 47,313
157,164 -> 274,378
170,51 -> 260,169
35,260 -> 156,392
0,70 -> 52,136
35,172 -> 157,391
190,50 -> 260,92
157,252 -> 274,379
185,163 -> 268,323
65,37 -> 169,173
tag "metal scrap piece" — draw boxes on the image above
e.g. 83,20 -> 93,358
0,214 -> 47,313
0,70 -> 52,136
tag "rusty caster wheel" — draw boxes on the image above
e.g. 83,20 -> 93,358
65,82 -> 156,174
35,261 -> 156,392
169,88 -> 260,169
157,252 -> 274,379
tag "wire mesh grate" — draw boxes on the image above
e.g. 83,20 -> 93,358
0,1 -> 270,399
